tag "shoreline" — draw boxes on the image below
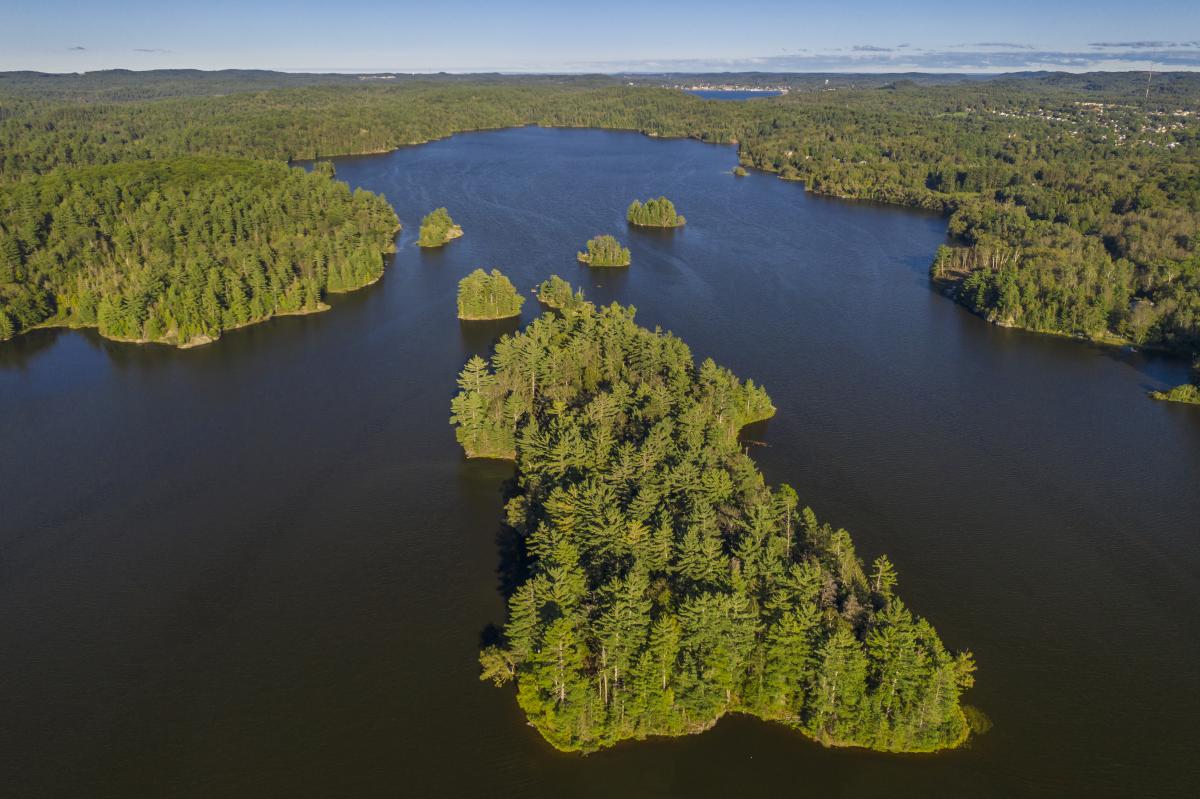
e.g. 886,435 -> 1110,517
577,253 -> 631,267
627,220 -> 685,229
20,277 -> 394,350
418,224 -> 463,248
533,705 -> 972,756
928,275 -> 1186,356
458,311 -> 521,321
30,301 -> 335,349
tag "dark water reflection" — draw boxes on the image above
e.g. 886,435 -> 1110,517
2,127 -> 1198,798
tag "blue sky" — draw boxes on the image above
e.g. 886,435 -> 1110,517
4,0 -> 1199,73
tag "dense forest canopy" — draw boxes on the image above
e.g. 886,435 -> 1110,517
1,69 -> 1197,391
0,157 -> 398,345
451,290 -> 976,752
417,207 -> 463,248
457,268 -> 524,321
627,197 -> 686,228
578,235 -> 631,267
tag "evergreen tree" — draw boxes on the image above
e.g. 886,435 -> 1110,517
577,235 -> 630,267
0,157 -> 398,347
456,268 -> 524,320
627,197 -> 686,227
453,300 -> 974,753
417,207 -> 463,247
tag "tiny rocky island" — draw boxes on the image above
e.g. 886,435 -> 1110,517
417,207 -> 464,247
577,234 -> 631,267
627,196 -> 686,227
457,268 -> 524,320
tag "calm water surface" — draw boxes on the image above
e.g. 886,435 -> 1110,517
2,127 -> 1198,798
685,90 -> 783,100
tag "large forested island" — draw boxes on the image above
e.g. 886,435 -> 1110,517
417,207 -> 463,248
627,197 -> 686,228
457,268 -> 524,321
0,156 -> 398,346
2,70 -> 1198,387
451,287 -> 976,753
577,235 -> 631,267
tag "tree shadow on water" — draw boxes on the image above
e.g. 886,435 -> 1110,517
459,317 -> 521,358
0,328 -> 62,370
479,474 -> 529,649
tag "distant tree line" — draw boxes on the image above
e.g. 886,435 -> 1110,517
2,73 -> 1197,394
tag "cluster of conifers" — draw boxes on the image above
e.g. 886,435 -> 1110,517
0,158 -> 398,346
451,280 -> 977,753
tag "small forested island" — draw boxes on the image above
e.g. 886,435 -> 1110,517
451,290 -> 976,754
733,166 -> 748,177
417,207 -> 463,248
577,235 -> 631,267
627,197 -> 686,227
1151,382 -> 1200,404
536,274 -> 588,313
457,268 -> 524,320
0,157 -> 398,347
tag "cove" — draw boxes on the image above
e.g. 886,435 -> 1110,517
1,127 -> 1198,797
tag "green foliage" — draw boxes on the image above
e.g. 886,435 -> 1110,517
0,157 -> 398,346
451,302 -> 973,753
457,268 -> 524,320
417,207 -> 462,248
3,74 -> 1197,356
627,197 -> 685,227
1150,382 -> 1200,404
536,275 -> 588,313
577,235 -> 631,267
733,166 -> 748,177
962,704 -> 994,736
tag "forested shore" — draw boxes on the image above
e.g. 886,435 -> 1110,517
0,157 -> 398,346
1,70 -> 1197,396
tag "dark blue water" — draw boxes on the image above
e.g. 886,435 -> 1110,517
2,127 -> 1197,797
686,90 -> 783,100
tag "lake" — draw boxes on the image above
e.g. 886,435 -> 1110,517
685,90 -> 783,100
2,126 -> 1198,798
